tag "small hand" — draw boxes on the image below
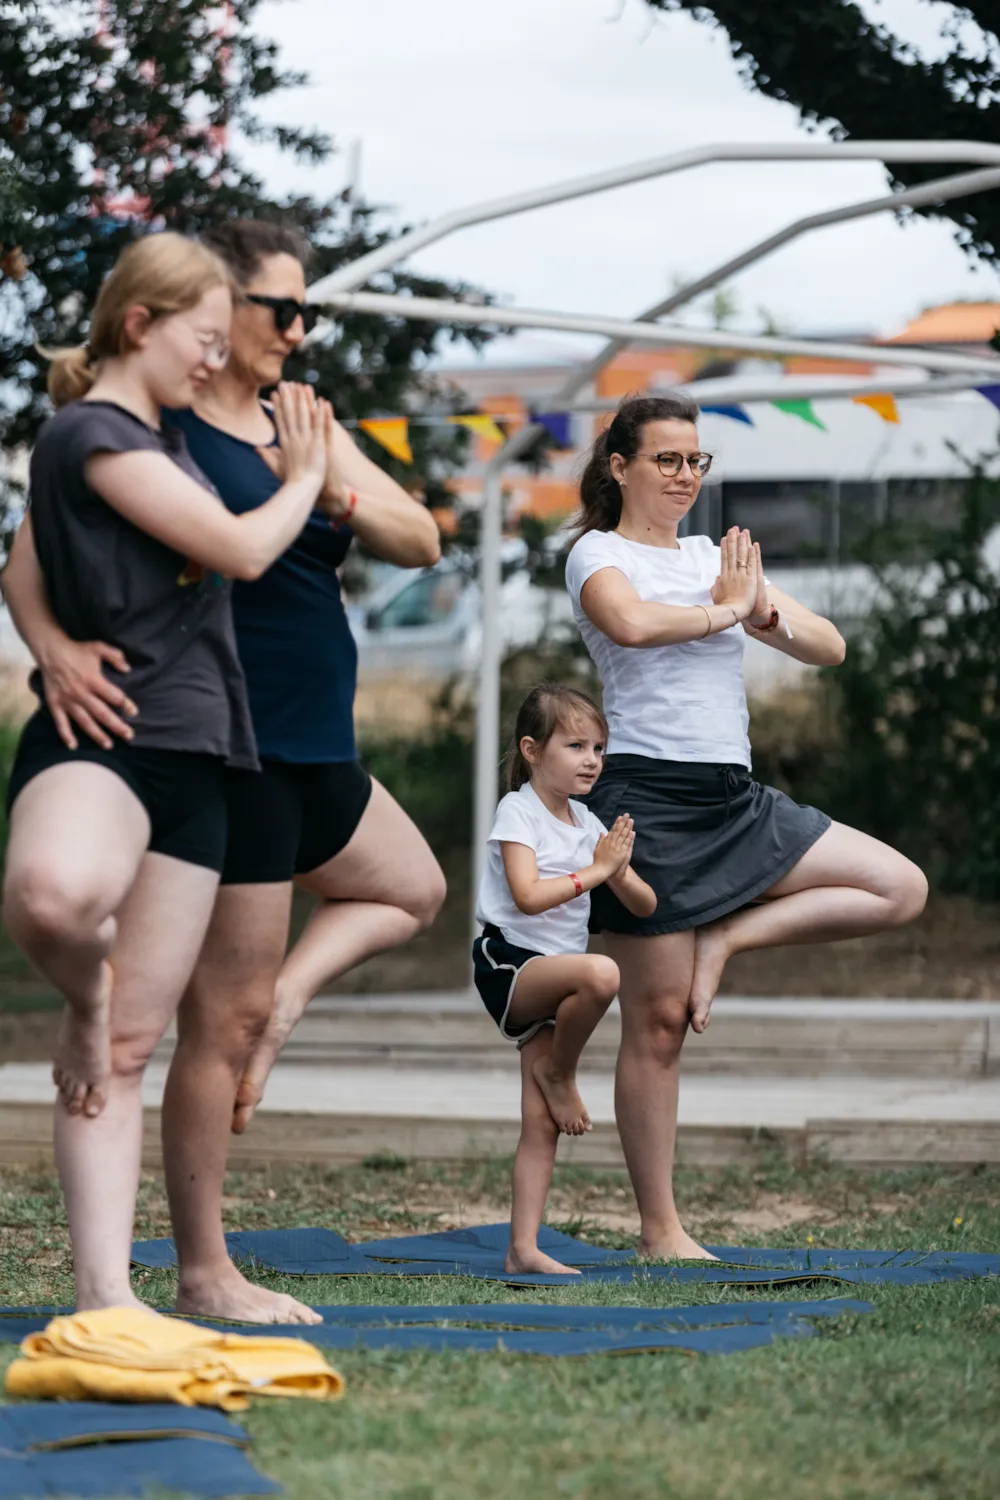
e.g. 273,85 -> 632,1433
40,638 -> 137,751
594,815 -> 634,881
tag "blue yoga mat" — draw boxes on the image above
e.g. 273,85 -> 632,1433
0,1403 -> 246,1454
0,1439 -> 279,1498
357,1221 -> 630,1266
272,1295 -> 873,1331
0,1299 -> 872,1356
355,1222 -> 1000,1284
128,1223 -> 1000,1287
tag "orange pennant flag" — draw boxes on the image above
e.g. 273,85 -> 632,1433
852,393 -> 899,424
446,414 -> 507,446
359,418 -> 413,464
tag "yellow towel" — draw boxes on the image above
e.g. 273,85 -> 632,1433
5,1306 -> 344,1412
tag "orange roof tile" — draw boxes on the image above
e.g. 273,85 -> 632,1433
882,302 -> 1000,345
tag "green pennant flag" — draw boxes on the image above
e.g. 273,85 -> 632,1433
771,399 -> 826,430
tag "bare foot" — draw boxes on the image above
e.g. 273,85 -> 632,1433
52,961 -> 113,1118
639,1229 -> 719,1262
176,1264 -> 322,1325
505,1246 -> 582,1275
531,1057 -> 592,1135
688,922 -> 732,1033
231,1022 -> 287,1135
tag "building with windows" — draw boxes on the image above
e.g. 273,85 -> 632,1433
438,302 -> 1000,564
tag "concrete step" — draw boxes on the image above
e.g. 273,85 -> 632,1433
188,993 -> 1000,1079
2,1060 -> 999,1169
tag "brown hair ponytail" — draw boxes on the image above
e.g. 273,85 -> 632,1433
575,392 -> 700,535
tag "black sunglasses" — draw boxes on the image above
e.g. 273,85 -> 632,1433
244,294 -> 322,335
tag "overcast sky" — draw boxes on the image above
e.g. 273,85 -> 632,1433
246,0 -> 1000,364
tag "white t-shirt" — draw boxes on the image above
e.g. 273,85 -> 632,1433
475,781 -> 608,956
564,530 -> 752,767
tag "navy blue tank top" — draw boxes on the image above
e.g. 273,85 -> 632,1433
166,407 -> 357,763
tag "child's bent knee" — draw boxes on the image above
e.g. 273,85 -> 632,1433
583,954 -> 620,1002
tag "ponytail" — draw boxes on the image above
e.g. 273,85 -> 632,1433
574,391 -> 700,536
45,345 -> 98,409
577,428 -> 622,535
38,232 -> 232,409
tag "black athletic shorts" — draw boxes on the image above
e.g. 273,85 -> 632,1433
221,757 -> 373,886
6,709 -> 229,871
471,923 -> 555,1049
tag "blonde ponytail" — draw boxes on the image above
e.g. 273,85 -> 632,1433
45,345 -> 98,409
39,232 -> 233,409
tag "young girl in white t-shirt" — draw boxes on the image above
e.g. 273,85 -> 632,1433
473,682 -> 656,1275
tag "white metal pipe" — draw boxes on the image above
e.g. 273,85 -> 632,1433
558,373 -> 989,411
320,289 -> 1000,376
546,168 -> 1000,403
307,140 -> 1000,301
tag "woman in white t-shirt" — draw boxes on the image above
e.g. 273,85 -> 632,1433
473,683 -> 655,1275
565,393 -> 928,1260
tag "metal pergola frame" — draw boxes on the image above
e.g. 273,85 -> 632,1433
306,141 -> 1000,957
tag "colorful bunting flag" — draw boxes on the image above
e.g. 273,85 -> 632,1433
359,417 -> 413,464
975,384 -> 1000,413
446,413 -> 507,445
531,411 -> 573,448
699,403 -> 753,426
771,399 -> 826,431
852,393 -> 899,424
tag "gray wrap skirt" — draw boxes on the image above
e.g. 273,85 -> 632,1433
584,754 -> 831,937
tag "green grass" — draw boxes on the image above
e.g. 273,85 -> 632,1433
1,1157 -> 998,1499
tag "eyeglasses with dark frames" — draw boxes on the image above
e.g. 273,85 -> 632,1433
244,294 -> 322,336
636,450 -> 713,478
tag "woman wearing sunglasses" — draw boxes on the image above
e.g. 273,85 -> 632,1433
5,219 -> 444,1324
565,394 -> 927,1260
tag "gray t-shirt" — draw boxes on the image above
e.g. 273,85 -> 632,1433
27,400 -> 258,769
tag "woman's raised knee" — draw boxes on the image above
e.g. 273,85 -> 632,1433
406,859 -> 447,931
890,859 -> 929,926
3,863 -> 110,952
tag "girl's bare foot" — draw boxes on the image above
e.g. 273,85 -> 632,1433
688,922 -> 732,1032
505,1246 -> 582,1275
638,1228 -> 719,1262
177,1264 -> 322,1325
52,961 -> 113,1118
531,1057 -> 592,1135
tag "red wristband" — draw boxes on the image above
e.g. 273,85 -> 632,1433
331,489 -> 358,530
569,872 -> 583,897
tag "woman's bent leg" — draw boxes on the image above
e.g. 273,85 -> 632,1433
233,779 -> 446,1132
605,929 -> 715,1261
3,764 -> 150,1116
689,822 -> 929,1028
55,850 -> 220,1309
162,883 -> 320,1324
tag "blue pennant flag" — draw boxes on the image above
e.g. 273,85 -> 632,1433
531,411 -> 573,448
699,403 -> 754,426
